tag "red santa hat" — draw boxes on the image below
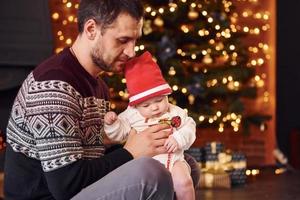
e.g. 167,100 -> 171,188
124,51 -> 172,106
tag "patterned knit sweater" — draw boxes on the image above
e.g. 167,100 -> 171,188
4,48 -> 133,200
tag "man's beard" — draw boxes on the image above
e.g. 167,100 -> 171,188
91,47 -> 112,72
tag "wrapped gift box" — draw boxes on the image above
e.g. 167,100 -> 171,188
199,169 -> 231,189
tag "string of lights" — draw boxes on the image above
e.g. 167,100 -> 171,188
49,0 -> 273,135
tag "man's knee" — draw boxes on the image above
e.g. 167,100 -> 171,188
133,157 -> 173,186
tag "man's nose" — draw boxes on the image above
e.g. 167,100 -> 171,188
124,41 -> 136,58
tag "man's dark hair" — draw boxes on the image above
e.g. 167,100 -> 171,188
77,0 -> 144,33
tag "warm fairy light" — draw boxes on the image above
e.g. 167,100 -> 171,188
66,2 -> 72,8
169,7 -> 176,12
242,11 -> 249,17
181,25 -> 189,33
257,58 -> 264,65
218,127 -> 224,133
158,8 -> 164,14
145,6 -> 152,13
139,45 -> 145,50
55,48 -> 63,54
198,29 -> 205,36
202,11 -> 208,16
168,67 -> 176,76
119,91 -> 125,97
229,45 -> 235,50
190,3 -> 196,8
246,169 -> 251,176
263,44 -> 269,51
251,169 -> 260,175
68,16 -> 74,22
246,169 -> 260,176
169,3 -> 177,12
52,13 -> 59,20
263,14 -> 269,20
172,85 -> 179,91
65,38 -> 72,45
243,26 -> 250,32
251,59 -> 257,66
263,91 -> 269,102
253,27 -> 260,34
199,116 -> 205,122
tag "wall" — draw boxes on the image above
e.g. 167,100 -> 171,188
276,0 -> 300,162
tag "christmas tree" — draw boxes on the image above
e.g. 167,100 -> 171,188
105,0 -> 271,134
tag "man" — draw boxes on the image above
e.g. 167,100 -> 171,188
4,0 -> 199,199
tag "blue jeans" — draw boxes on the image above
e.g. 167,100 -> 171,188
72,157 -> 174,200
72,154 -> 200,200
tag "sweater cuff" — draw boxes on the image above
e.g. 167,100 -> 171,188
105,147 -> 134,165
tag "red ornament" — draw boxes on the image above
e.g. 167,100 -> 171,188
171,116 -> 181,128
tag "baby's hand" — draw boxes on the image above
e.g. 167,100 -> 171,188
104,111 -> 117,125
164,136 -> 179,153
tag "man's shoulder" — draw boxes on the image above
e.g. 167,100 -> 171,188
33,49 -> 72,82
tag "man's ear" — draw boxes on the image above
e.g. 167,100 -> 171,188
83,19 -> 98,40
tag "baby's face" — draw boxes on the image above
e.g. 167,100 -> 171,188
136,95 -> 169,119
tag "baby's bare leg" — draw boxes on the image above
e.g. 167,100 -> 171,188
171,161 -> 195,200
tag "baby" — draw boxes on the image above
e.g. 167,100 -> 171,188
104,51 -> 196,200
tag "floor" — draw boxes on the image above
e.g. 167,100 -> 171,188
0,167 -> 299,199
196,167 -> 300,200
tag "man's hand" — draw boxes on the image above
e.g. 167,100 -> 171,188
124,124 -> 171,158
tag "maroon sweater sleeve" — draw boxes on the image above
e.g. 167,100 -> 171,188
31,50 -> 133,199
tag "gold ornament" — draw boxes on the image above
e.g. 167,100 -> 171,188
154,17 -> 164,27
188,10 -> 199,20
203,54 -> 213,64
